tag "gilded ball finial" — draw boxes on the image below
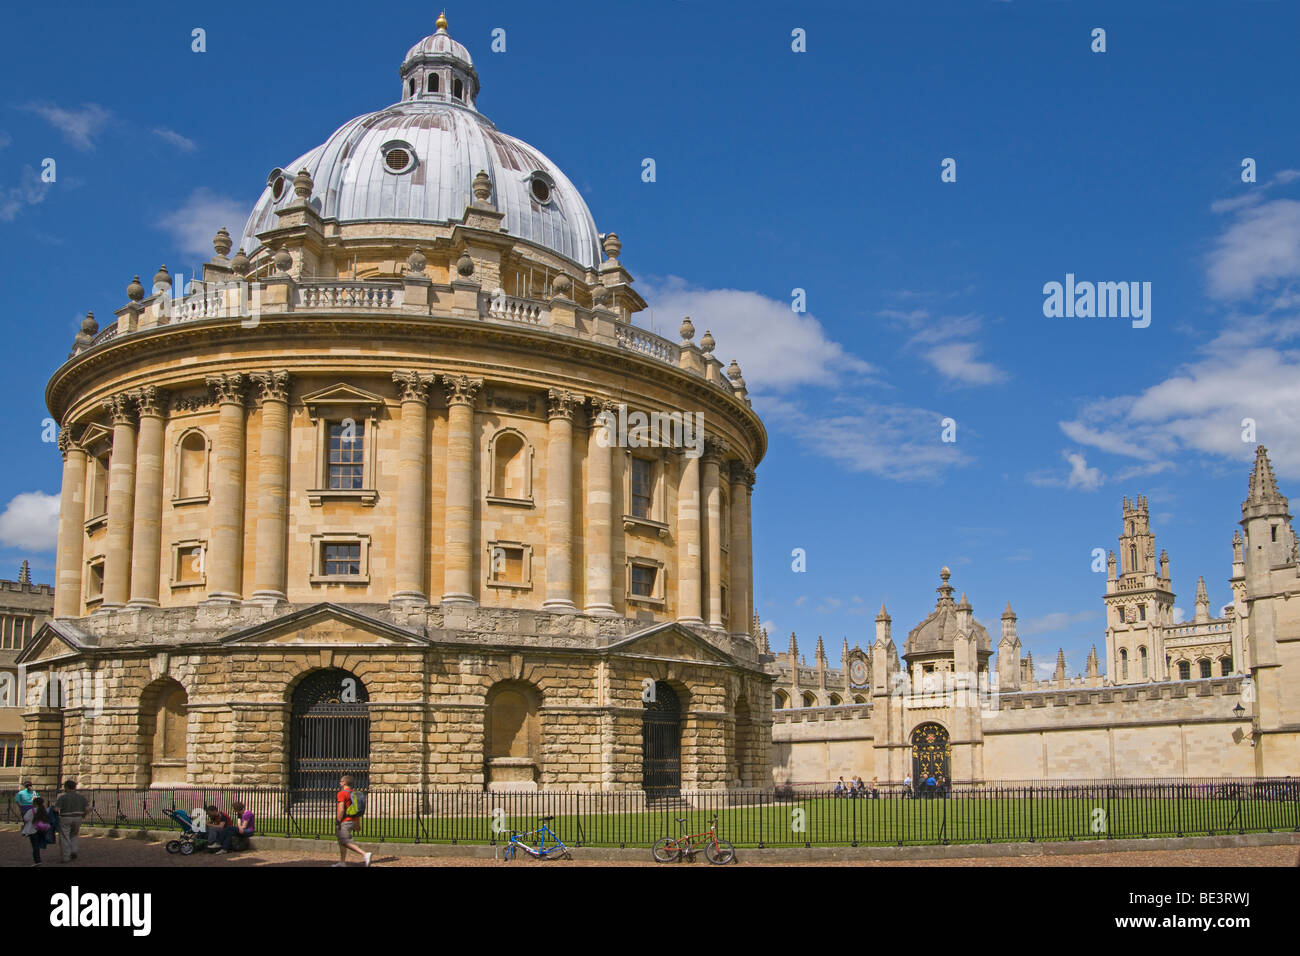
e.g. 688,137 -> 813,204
436,11 -> 448,31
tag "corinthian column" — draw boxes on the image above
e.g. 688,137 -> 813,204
544,389 -> 581,612
702,438 -> 727,629
127,386 -> 168,607
676,448 -> 703,624
584,399 -> 616,615
100,393 -> 138,609
54,430 -> 87,618
441,374 -> 482,605
250,371 -> 292,603
729,461 -> 755,637
392,371 -> 433,604
204,373 -> 248,603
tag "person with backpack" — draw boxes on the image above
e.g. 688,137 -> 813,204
334,775 -> 371,867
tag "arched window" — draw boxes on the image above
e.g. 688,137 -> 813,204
774,689 -> 789,710
828,693 -> 842,706
427,73 -> 439,93
409,78 -> 416,96
1220,657 -> 1233,676
1129,545 -> 1137,570
802,691 -> 817,708
1178,660 -> 1191,680
852,695 -> 866,704
1198,658 -> 1212,679
485,681 -> 540,789
175,429 -> 209,501
142,679 -> 188,785
453,78 -> 464,100
488,429 -> 532,502
1120,648 -> 1128,679
1139,646 -> 1148,678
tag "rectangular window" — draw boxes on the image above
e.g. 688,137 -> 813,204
89,455 -> 109,519
174,544 -> 205,585
86,559 -> 105,600
1139,605 -> 1146,621
630,563 -> 657,598
323,542 -> 362,576
0,616 -> 10,650
328,421 -> 365,490
0,737 -> 22,768
630,458 -> 653,519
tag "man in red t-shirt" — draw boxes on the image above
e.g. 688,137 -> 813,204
334,775 -> 371,867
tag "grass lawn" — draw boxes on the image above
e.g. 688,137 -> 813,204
115,794 -> 1300,848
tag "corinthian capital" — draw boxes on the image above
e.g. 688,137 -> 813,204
206,373 -> 249,406
730,459 -> 755,489
441,374 -> 483,408
133,385 -> 170,418
392,370 -> 434,404
547,388 -> 584,421
250,370 -> 292,405
587,396 -> 617,429
701,436 -> 729,464
57,428 -> 77,459
102,392 -> 137,426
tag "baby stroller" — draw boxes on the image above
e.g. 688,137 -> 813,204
163,807 -> 210,855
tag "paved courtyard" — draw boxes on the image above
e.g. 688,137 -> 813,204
3,831 -> 1296,867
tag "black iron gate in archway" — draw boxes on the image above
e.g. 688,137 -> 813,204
642,681 -> 681,800
910,722 -> 951,789
289,669 -> 370,795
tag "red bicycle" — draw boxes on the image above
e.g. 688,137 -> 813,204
652,814 -> 736,864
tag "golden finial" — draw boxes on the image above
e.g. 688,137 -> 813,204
436,11 -> 448,30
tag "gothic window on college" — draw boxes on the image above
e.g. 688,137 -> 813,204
1139,645 -> 1148,678
0,737 -> 21,768
1220,657 -> 1232,675
1139,605 -> 1146,621
1178,660 -> 1191,680
1129,545 -> 1137,571
328,422 -> 365,489
1198,658 -> 1212,679
1120,648 -> 1128,679
0,615 -> 33,650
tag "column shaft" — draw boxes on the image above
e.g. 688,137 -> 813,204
584,401 -> 615,614
544,389 -> 578,612
54,436 -> 87,618
101,395 -> 138,608
441,375 -> 481,605
205,375 -> 248,602
128,390 -> 167,607
703,451 -> 723,629
729,463 -> 753,637
252,372 -> 291,602
676,452 -> 703,623
392,372 -> 431,603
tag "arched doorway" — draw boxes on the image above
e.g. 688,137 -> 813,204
910,722 -> 951,788
289,669 -> 369,794
642,681 -> 681,799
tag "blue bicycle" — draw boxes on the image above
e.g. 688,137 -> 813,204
503,815 -> 573,861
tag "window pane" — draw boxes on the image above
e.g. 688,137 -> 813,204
631,459 -> 652,519
630,564 -> 656,597
323,543 -> 362,576
328,422 -> 365,490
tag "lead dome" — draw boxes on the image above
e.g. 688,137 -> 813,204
239,15 -> 601,269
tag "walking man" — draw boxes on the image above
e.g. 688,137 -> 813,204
54,779 -> 88,863
334,775 -> 371,867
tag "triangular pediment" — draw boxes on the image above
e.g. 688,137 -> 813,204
301,382 -> 387,419
221,604 -> 427,647
16,623 -> 87,665
607,622 -> 738,666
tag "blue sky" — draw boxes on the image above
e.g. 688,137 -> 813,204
3,1 -> 1299,679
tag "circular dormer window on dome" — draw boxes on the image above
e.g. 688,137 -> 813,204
267,168 -> 287,201
528,171 -> 554,205
382,142 -> 416,174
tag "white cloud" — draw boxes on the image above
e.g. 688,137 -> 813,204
1019,610 -> 1100,636
882,309 -> 1007,387
1207,198 -> 1300,300
0,491 -> 60,552
0,131 -> 12,150
25,103 -> 112,150
152,127 -> 197,152
1026,450 -> 1105,491
156,188 -> 248,259
0,165 -> 52,222
639,277 -> 875,393
925,341 -> 1007,386
1172,607 -> 1187,624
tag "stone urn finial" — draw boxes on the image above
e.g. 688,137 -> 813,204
82,311 -> 98,335
679,316 -> 695,343
591,284 -> 610,306
273,244 -> 292,274
407,247 -> 427,274
152,264 -> 172,293
700,329 -> 715,354
126,275 -> 145,302
230,248 -> 250,274
293,167 -> 313,200
212,226 -> 232,258
602,232 -> 621,261
552,273 -> 572,298
472,169 -> 493,204
456,251 -> 474,277
727,358 -> 743,381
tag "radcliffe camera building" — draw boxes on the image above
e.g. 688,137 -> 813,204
18,19 -> 1300,794
23,17 -> 769,794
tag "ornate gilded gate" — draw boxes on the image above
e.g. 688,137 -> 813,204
910,722 -> 951,785
642,681 -> 682,799
289,669 -> 370,794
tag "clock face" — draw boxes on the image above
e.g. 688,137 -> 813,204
849,659 -> 869,687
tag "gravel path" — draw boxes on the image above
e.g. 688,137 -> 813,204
4,832 -> 1297,867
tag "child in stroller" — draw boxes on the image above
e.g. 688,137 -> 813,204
163,807 -> 209,855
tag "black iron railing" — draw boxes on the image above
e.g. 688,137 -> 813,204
3,778 -> 1296,848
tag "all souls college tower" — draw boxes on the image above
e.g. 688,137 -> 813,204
22,16 -> 771,794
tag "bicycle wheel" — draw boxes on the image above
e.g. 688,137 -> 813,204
652,838 -> 682,863
705,840 -> 736,865
539,845 -> 571,861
